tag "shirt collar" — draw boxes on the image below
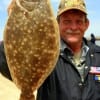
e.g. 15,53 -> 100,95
60,39 -> 71,52
60,39 -> 89,56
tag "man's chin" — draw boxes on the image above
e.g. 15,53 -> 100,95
67,38 -> 80,44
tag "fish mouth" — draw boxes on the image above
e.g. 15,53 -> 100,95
16,0 -> 40,12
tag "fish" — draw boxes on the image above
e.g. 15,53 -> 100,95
3,0 -> 60,100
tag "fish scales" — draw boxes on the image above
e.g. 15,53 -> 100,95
3,0 -> 60,100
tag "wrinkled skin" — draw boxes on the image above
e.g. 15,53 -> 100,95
4,0 -> 60,100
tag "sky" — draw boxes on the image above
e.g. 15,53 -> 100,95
0,0 -> 100,40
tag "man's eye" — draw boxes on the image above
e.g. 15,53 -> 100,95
63,20 -> 71,24
77,20 -> 84,25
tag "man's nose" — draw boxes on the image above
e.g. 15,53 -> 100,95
71,22 -> 77,30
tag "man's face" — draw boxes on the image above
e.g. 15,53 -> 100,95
58,10 -> 89,45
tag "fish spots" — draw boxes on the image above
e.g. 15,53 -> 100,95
4,0 -> 60,100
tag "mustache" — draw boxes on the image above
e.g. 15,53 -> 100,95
65,29 -> 81,34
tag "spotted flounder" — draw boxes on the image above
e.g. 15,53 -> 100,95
3,0 -> 60,100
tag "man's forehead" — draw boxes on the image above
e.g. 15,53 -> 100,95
62,9 -> 86,15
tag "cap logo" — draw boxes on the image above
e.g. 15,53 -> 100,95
64,0 -> 86,9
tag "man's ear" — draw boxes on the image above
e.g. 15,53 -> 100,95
85,18 -> 89,30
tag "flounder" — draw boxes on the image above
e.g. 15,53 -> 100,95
3,0 -> 60,100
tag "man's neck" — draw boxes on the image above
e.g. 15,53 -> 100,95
68,43 -> 82,54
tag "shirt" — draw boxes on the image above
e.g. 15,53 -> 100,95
60,39 -> 89,82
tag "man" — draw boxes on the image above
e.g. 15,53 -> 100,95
90,33 -> 96,44
1,0 -> 100,100
36,0 -> 100,100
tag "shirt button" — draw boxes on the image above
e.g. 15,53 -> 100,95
91,54 -> 94,57
78,83 -> 83,86
85,66 -> 88,69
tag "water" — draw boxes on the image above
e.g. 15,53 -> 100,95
96,41 -> 100,46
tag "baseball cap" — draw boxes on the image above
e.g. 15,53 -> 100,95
57,0 -> 87,16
